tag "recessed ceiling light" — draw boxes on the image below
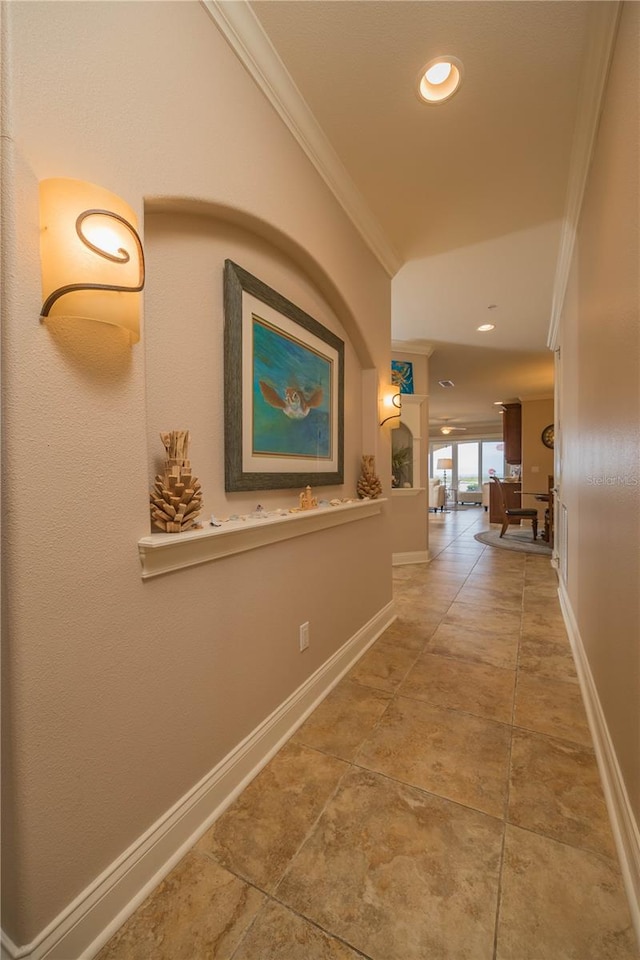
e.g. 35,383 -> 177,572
425,61 -> 452,85
417,56 -> 464,104
477,323 -> 495,332
494,401 -> 504,405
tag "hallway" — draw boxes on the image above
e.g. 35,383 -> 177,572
98,511 -> 637,960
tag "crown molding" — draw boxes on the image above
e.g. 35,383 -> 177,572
201,0 -> 402,278
548,1 -> 622,350
391,340 -> 434,357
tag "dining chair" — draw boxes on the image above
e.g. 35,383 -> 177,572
491,476 -> 538,541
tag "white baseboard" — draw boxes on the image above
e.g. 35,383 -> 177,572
392,550 -> 429,566
558,583 -> 640,947
1,601 -> 396,960
1,937 -> 18,960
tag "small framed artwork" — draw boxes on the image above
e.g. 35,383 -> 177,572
391,359 -> 414,394
224,260 -> 344,492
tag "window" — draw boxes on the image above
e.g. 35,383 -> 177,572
457,442 -> 479,492
429,438 -> 505,493
482,441 -> 505,482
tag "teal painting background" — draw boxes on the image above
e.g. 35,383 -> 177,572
252,317 -> 332,459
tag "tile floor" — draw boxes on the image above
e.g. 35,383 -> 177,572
97,509 -> 638,960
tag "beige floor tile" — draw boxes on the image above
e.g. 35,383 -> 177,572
399,652 -> 516,724
474,550 -> 526,565
394,596 -> 454,622
524,556 -> 558,579
518,635 -> 579,684
514,673 -> 591,745
398,578 -> 466,602
196,742 -> 347,892
508,729 -> 616,859
232,899 -> 363,960
96,853 -> 264,960
392,564 -> 425,580
455,582 -> 523,612
355,696 -> 511,818
427,559 -> 476,575
293,679 -> 391,762
434,546 -> 484,558
427,617 -> 519,670
496,825 -> 637,960
347,638 -> 420,693
441,599 -> 522,633
520,609 -> 567,636
420,564 -> 467,593
378,617 -> 440,651
465,568 -> 524,587
523,581 -> 559,602
276,768 -> 503,960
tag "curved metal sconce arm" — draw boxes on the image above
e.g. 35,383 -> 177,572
40,208 -> 145,317
380,392 -> 402,426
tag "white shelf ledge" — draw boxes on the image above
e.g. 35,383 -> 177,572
138,498 -> 386,579
391,487 -> 426,497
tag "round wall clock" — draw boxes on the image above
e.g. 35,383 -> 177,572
541,424 -> 554,449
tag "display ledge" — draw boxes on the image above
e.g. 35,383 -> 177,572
391,487 -> 426,497
138,498 -> 387,579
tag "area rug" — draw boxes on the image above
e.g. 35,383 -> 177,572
474,529 -> 552,556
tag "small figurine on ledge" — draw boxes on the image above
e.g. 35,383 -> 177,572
299,485 -> 318,510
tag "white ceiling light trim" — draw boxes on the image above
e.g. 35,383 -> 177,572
417,56 -> 464,104
202,0 -> 402,277
547,1 -> 622,349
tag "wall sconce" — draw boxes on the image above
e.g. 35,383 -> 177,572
380,391 -> 402,427
39,178 -> 145,343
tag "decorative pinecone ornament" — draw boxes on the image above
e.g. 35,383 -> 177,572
150,430 -> 202,533
357,454 -> 382,499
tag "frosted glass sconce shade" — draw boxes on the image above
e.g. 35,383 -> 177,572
39,178 -> 144,343
380,391 -> 402,427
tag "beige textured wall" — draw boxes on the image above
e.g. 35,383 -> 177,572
560,1 -> 639,820
1,1 -> 391,945
521,398 -> 554,521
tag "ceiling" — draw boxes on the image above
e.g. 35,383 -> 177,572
246,0 -> 597,431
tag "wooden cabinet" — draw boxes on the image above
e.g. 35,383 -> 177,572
489,480 -> 522,524
502,403 -> 522,464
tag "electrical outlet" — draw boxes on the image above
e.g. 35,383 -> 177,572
299,621 -> 310,652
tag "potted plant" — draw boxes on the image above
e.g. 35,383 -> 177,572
391,446 -> 412,487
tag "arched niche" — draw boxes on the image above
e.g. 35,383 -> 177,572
143,197 -> 374,369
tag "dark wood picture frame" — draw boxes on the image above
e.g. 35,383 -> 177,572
224,260 -> 344,492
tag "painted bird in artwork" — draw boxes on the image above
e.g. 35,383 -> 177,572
258,381 -> 323,419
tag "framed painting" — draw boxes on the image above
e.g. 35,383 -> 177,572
224,260 -> 344,492
391,359 -> 414,394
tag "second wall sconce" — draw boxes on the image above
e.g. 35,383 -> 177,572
380,391 -> 402,427
39,178 -> 145,343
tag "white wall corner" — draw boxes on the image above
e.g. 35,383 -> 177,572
2,601 -> 395,960
547,1 -> 622,350
201,0 -> 402,278
392,550 -> 429,566
1,933 -> 19,960
558,583 -> 640,948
